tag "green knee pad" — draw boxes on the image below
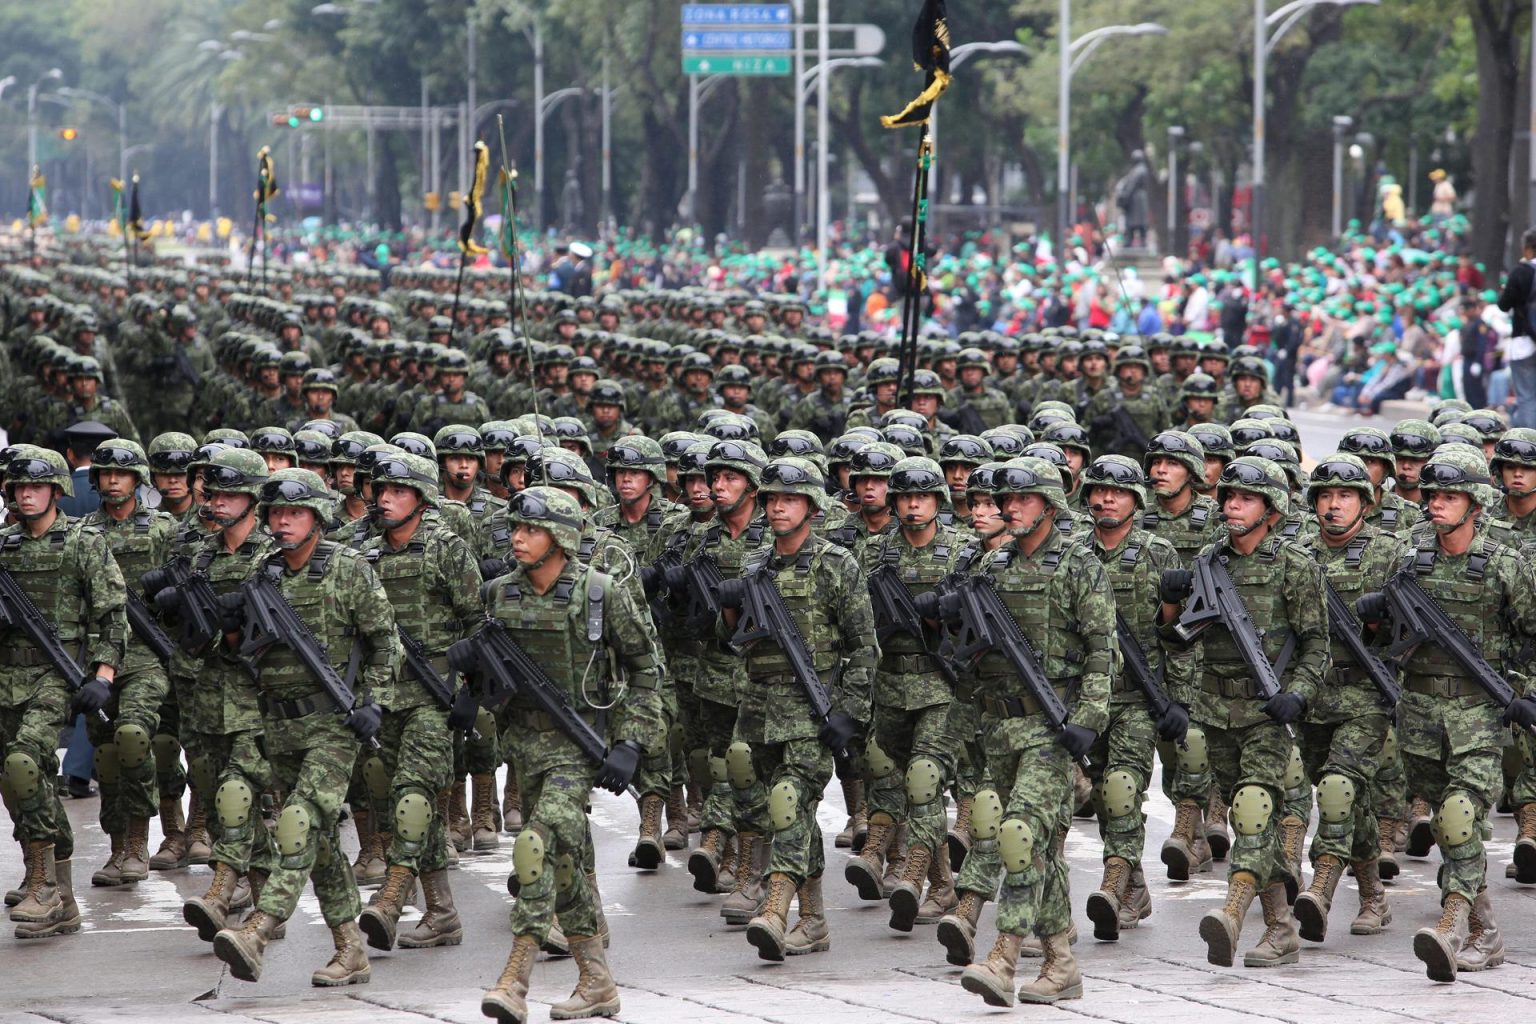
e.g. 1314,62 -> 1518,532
1177,728 -> 1209,773
1230,784 -> 1273,839
275,803 -> 313,864
1283,746 -> 1308,803
475,707 -> 496,742
1379,726 -> 1398,767
1432,792 -> 1478,851
114,724 -> 152,770
394,790 -> 432,845
94,743 -> 122,786
708,755 -> 729,785
555,852 -> 576,893
513,826 -> 547,885
215,778 -> 255,834
998,818 -> 1035,873
151,734 -> 181,774
865,736 -> 897,780
725,742 -> 756,790
188,755 -> 215,799
1315,773 -> 1355,840
970,788 -> 1003,840
768,779 -> 801,831
3,752 -> 43,801
1099,769 -> 1141,832
363,755 -> 390,802
905,757 -> 943,807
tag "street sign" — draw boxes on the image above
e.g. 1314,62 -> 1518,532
682,55 -> 792,75
682,29 -> 792,50
681,4 -> 792,25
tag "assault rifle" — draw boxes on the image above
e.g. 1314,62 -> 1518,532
1323,582 -> 1400,709
125,589 -> 176,666
398,626 -> 455,711
143,560 -> 223,656
660,552 -> 724,633
0,565 -> 105,720
1115,611 -> 1174,721
867,563 -> 958,688
1170,551 -> 1295,706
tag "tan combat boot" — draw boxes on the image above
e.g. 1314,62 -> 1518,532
785,874 -> 831,955
448,779 -> 472,852
663,785 -> 690,851
947,795 -> 973,871
1245,882 -> 1301,966
243,869 -> 286,940
1414,892 -> 1471,982
182,860 -> 239,942
1376,816 -> 1401,881
1020,922 -> 1077,959
1119,863 -> 1152,930
398,868 -> 464,948
150,797 -> 188,870
312,920 -> 371,986
471,773 -> 501,851
687,827 -> 728,893
746,872 -> 798,961
882,823 -> 910,896
835,776 -> 863,848
960,932 -> 1023,1007
887,843 -> 933,932
719,831 -> 766,924
843,812 -> 893,900
937,889 -> 986,965
91,832 -> 126,887
436,788 -> 459,867
1513,804 -> 1536,883
1294,854 -> 1344,942
543,916 -> 571,957
917,849 -> 959,924
358,864 -> 416,950
502,772 -> 524,834
1085,855 -> 1132,941
1349,858 -> 1392,935
481,933 -> 540,1023
1455,889 -> 1504,972
632,793 -> 665,869
1279,815 -> 1307,903
213,910 -> 280,981
550,933 -> 621,1020
13,848 -> 80,939
1405,797 -> 1434,858
120,816 -> 151,883
351,808 -> 386,885
1016,928 -> 1084,1004
716,832 -> 738,893
1161,799 -> 1211,880
1206,790 -> 1231,860
1199,869 -> 1258,966
185,792 -> 211,865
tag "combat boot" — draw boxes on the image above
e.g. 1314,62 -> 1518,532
960,932 -> 1022,1007
471,773 -> 501,851
359,864 -> 416,950
1020,923 -> 1077,959
481,933 -> 540,1023
212,911 -> 280,982
887,843 -> 932,932
632,793 -> 665,869
937,889 -> 986,965
550,933 -> 620,1020
1085,856 -> 1132,941
1376,816 -> 1401,881
120,816 -> 151,882
436,788 -> 460,867
1349,858 -> 1392,935
502,773 -> 523,834
543,916 -> 571,957
1118,864 -> 1152,930
9,842 -> 53,919
1199,869 -> 1258,967
1405,797 -> 1434,858
244,869 -> 286,940
1294,854 -> 1344,942
663,785 -> 690,851
947,794 -> 973,871
720,831 -> 767,925
882,823 -> 910,896
1279,815 -> 1307,903
1161,800 -> 1211,880
91,832 -> 126,887
1513,803 -> 1536,883
716,832 -> 738,893
1414,892 -> 1471,981
185,792 -> 211,865
685,776 -> 704,833
399,868 -> 464,947
13,849 -> 80,939
1245,882 -> 1300,966
1206,790 -> 1232,860
150,797 -> 189,870
312,920 -> 371,986
351,808 -> 386,886
746,872 -> 797,961
1016,928 -> 1083,1004
230,873 -> 252,912
588,871 -> 611,949
835,776 -> 863,848
448,779 -> 472,852
183,860 -> 239,941
688,828 -> 728,893
844,812 -> 893,900
785,874 -> 831,955
916,849 -> 959,924
1455,889 -> 1504,971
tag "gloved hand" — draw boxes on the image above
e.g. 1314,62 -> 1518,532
217,592 -> 245,633
596,739 -> 642,794
1355,592 -> 1388,625
817,711 -> 861,756
72,675 -> 113,716
1262,692 -> 1307,725
344,701 -> 384,744
1503,696 -> 1536,730
1057,723 -> 1097,760
1159,569 -> 1194,605
447,687 -> 479,732
1156,702 -> 1191,744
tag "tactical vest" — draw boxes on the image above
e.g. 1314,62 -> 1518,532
194,534 -> 266,595
1399,536 -> 1512,679
252,542 -> 357,699
974,538 -> 1086,686
875,531 -> 953,660
0,526 -> 81,645
97,509 -> 164,580
1316,533 -> 1371,671
1101,532 -> 1161,685
1142,499 -> 1216,561
492,565 -> 610,709
1197,538 -> 1293,677
362,525 -> 460,653
741,547 -> 840,681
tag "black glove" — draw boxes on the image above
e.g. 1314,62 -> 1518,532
817,711 -> 860,756
596,739 -> 642,794
217,592 -> 245,633
72,675 -> 113,716
153,587 -> 184,614
344,700 -> 384,744
1503,696 -> 1536,730
1156,702 -> 1191,744
1262,692 -> 1306,725
447,687 -> 479,732
1057,723 -> 1097,760
1355,592 -> 1388,625
1159,569 -> 1194,605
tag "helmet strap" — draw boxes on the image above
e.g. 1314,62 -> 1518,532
377,498 -> 425,530
210,496 -> 255,529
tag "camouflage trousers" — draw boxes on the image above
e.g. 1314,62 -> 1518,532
0,677 -> 74,858
1505,731 -> 1536,810
955,715 -> 1073,939
1399,691 -> 1505,905
1172,716 -> 1292,888
86,665 -> 169,834
255,714 -> 362,927
691,695 -> 751,836
948,701 -> 987,802
507,760 -> 600,944
154,696 -> 187,802
633,685 -> 679,801
1370,725 -> 1411,823
867,700 -> 953,858
741,736 -> 832,886
1087,698 -> 1157,865
1297,711 -> 1389,864
370,702 -> 454,874
192,726 -> 276,876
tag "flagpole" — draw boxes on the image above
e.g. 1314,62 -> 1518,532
896,133 -> 932,408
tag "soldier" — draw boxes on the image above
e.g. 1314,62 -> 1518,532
594,436 -> 683,561
78,440 -> 178,888
476,488 -> 665,1023
147,432 -> 200,523
948,348 -> 1012,431
294,368 -> 360,434
1084,345 -> 1171,461
1339,426 -> 1422,535
1388,419 -> 1441,507
1215,356 -> 1277,424
1158,456 -> 1330,969
413,350 -> 490,436
785,351 -> 851,443
1291,454 -> 1403,943
2,446 -> 127,939
720,456 -> 874,961
937,435 -> 995,525
1357,446 -> 1536,981
211,468 -> 398,985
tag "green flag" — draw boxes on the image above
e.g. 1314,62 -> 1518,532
27,166 -> 47,227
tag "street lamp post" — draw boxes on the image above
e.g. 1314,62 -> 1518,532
1331,115 -> 1352,239
1167,124 -> 1184,256
797,57 -> 883,265
27,68 -> 64,172
58,86 -> 127,184
930,41 -> 1027,237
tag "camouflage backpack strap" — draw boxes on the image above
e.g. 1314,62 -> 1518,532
955,540 -> 982,573
577,533 -> 597,564
306,539 -> 340,580
1466,534 -> 1491,582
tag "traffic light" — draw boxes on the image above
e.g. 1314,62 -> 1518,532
57,127 -> 79,142
448,191 -> 462,211
424,192 -> 440,212
272,112 -> 294,127
292,106 -> 324,123
308,107 -> 324,122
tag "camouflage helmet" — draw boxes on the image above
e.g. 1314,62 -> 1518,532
89,438 -> 151,489
1188,423 -> 1235,462
847,441 -> 905,480
147,431 -> 199,476
979,426 -> 1032,458
1430,401 -> 1472,427
1229,418 -> 1275,451
1338,425 -> 1396,474
1081,454 -> 1148,508
1459,408 -> 1508,443
250,426 -> 297,458
1040,421 -> 1092,460
389,431 -> 437,459
257,467 -> 335,519
1242,439 -> 1306,492
965,461 -> 1009,499
704,438 -> 769,488
1143,429 -> 1207,483
993,456 -> 1069,513
434,423 -> 485,462
1437,422 -> 1485,450
758,456 -> 829,512
1389,418 -> 1441,461
202,447 -> 270,497
1113,344 -> 1152,375
4,444 -> 74,498
607,435 -> 667,484
507,486 -> 586,557
1417,446 -> 1496,508
1305,452 -> 1375,507
371,450 -> 441,506
332,430 -> 386,466
937,434 -> 995,467
881,423 -> 930,457
1491,427 -> 1536,472
203,427 -> 250,449
1216,455 -> 1291,518
678,440 -> 713,478
660,431 -> 705,465
532,448 -> 607,509
1178,372 -> 1220,402
886,456 -> 948,499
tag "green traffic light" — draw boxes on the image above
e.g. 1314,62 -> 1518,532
309,107 -> 324,122
288,115 -> 300,128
